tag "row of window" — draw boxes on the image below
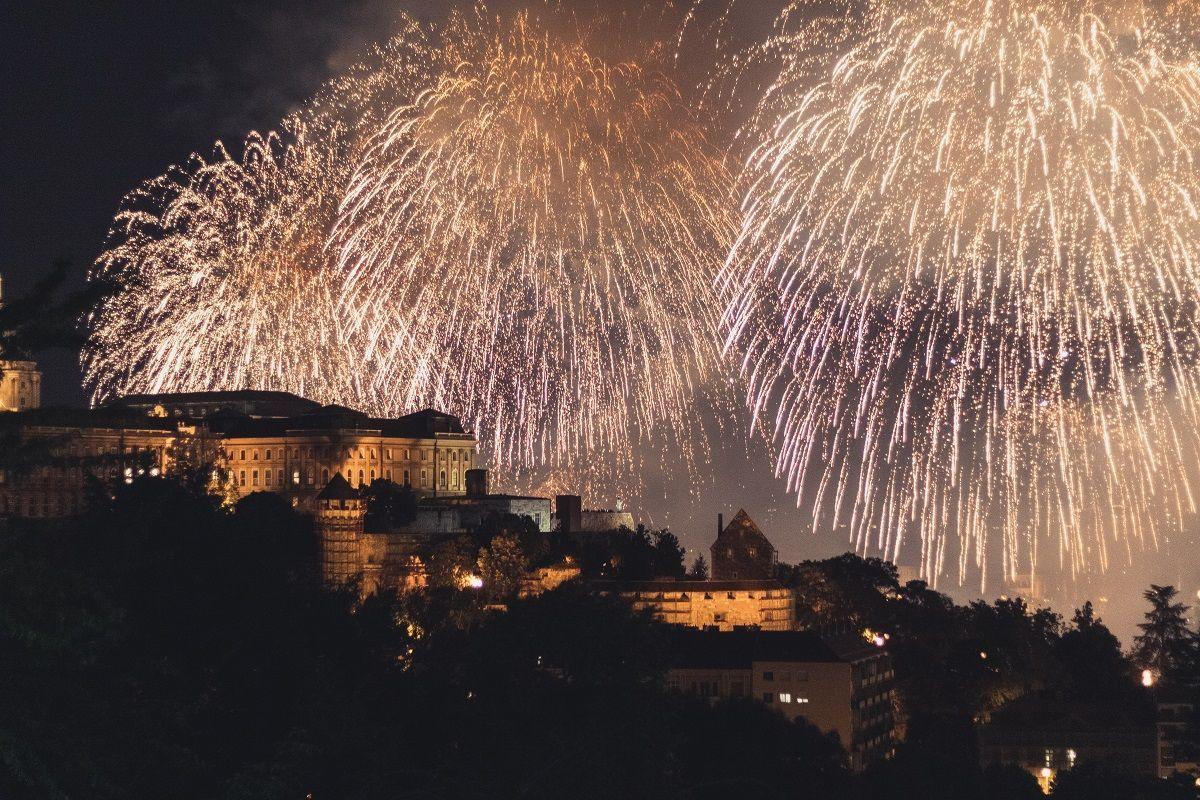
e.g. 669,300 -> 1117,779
763,692 -> 810,705
0,492 -> 80,517
235,466 -> 464,491
762,670 -> 809,682
227,446 -> 472,464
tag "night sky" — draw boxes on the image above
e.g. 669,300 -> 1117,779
1,1 -> 1191,641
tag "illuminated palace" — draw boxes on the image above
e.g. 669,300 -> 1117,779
0,277 -> 42,413
0,385 -> 477,518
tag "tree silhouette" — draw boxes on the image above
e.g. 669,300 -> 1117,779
1133,585 -> 1193,678
0,259 -> 115,361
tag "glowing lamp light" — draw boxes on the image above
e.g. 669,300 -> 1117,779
1142,669 -> 1155,687
863,628 -> 888,647
1039,767 -> 1052,779
466,575 -> 484,590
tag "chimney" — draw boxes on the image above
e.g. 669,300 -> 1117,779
717,512 -> 724,540
556,495 -> 582,535
465,468 -> 489,498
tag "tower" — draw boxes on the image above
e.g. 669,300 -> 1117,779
316,473 -> 366,586
711,509 -> 778,581
0,275 -> 42,412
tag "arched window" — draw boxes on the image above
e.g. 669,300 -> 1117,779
403,469 -> 410,486
439,470 -> 447,488
452,469 -> 459,488
252,450 -> 259,461
240,450 -> 246,461
451,451 -> 458,462
265,450 -> 272,460
358,469 -> 365,486
370,469 -> 376,482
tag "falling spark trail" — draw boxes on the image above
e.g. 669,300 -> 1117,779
718,0 -> 1200,588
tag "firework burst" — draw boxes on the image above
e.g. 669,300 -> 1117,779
720,0 -> 1200,586
332,5 -> 736,498
85,6 -> 735,507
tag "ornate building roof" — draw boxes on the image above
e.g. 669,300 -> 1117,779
711,509 -> 778,581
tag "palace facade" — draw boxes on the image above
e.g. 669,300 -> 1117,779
0,389 -> 477,518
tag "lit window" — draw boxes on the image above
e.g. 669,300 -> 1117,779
779,693 -> 792,704
293,470 -> 301,485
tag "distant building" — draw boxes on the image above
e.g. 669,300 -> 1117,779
667,628 -> 896,771
207,402 -> 478,505
0,391 -> 478,518
110,390 -> 320,419
0,359 -> 40,413
553,494 -> 634,533
0,277 -> 43,413
711,509 -> 777,580
427,469 -> 552,532
977,692 -> 1157,789
316,473 -> 427,595
590,508 -> 795,631
1156,686 -> 1200,780
0,406 -> 187,517
592,579 -> 794,631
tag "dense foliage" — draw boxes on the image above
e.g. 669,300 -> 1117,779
1,478 -> 1196,798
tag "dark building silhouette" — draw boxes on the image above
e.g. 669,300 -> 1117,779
711,509 -> 777,580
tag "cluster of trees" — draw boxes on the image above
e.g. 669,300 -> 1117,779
2,466 -> 1198,797
0,478 -> 849,799
778,554 -> 1200,799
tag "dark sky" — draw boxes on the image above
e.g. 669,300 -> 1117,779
0,1 -> 1188,641
1,1 -> 439,405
